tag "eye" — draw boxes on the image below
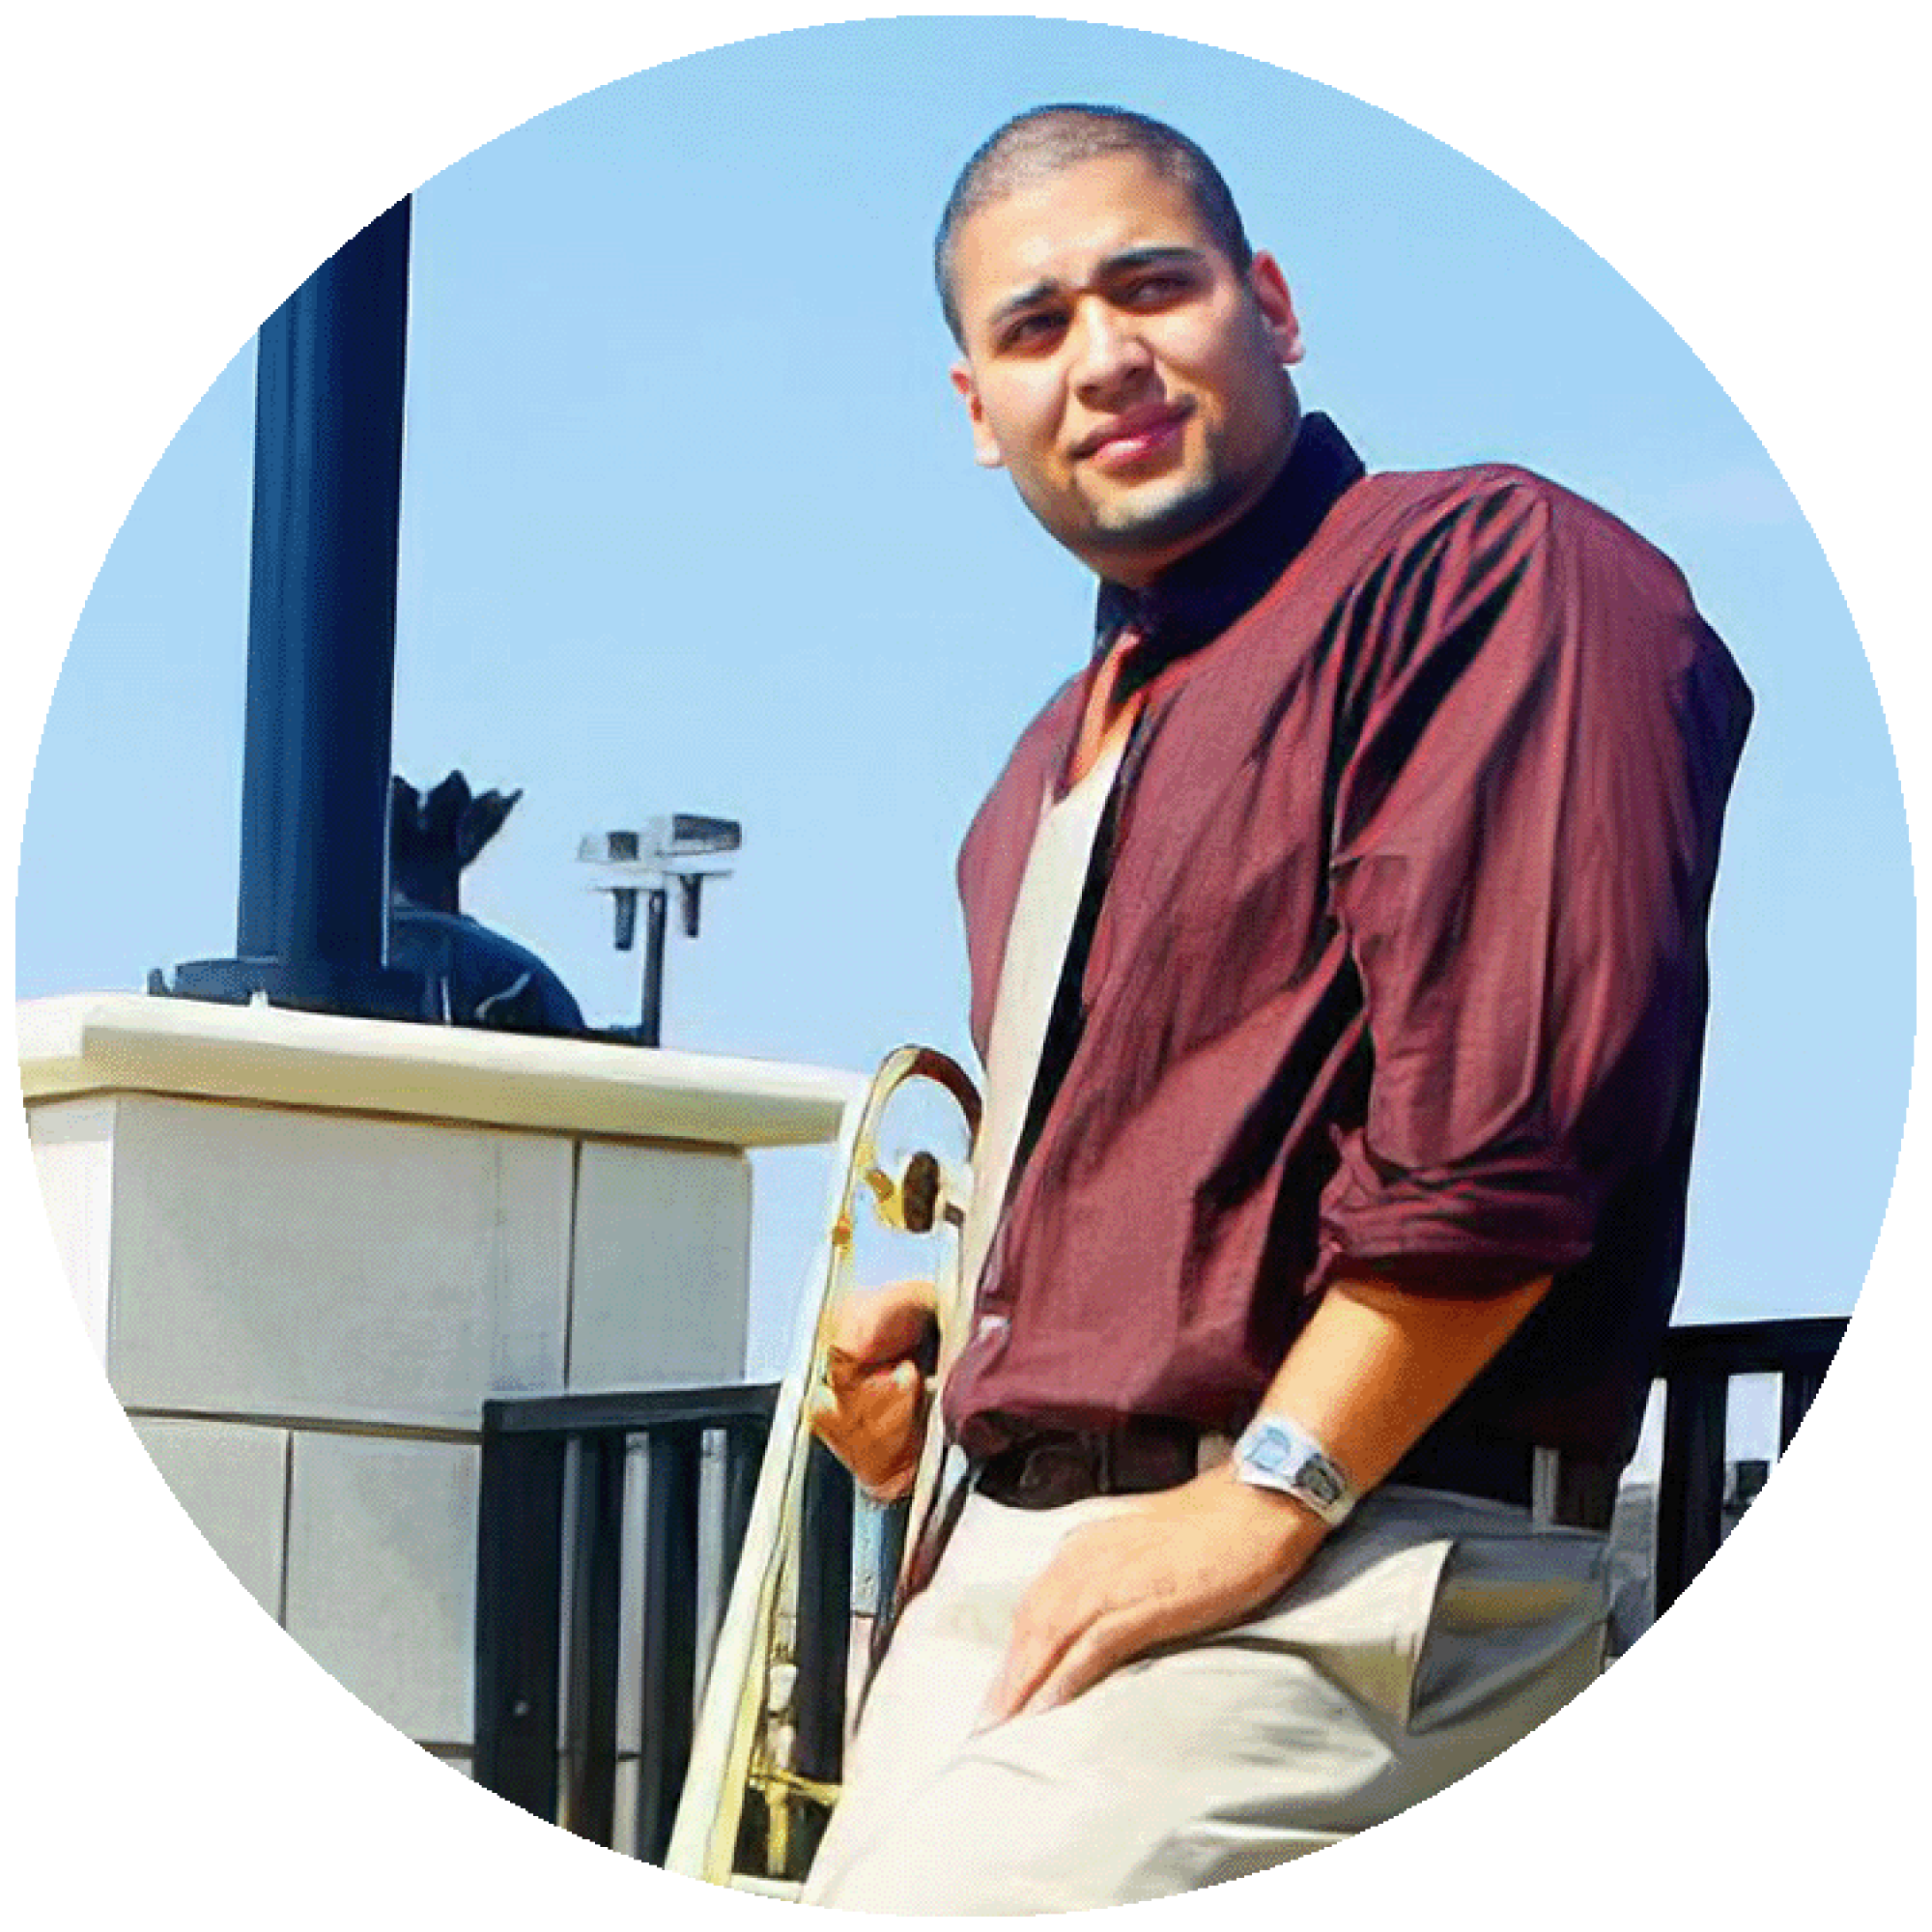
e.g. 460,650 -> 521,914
1000,310 -> 1065,352
1123,271 -> 1192,306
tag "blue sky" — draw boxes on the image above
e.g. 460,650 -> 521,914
14,16 -> 1914,1379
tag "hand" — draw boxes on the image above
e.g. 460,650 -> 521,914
978,1469 -> 1327,1727
810,1278 -> 938,1501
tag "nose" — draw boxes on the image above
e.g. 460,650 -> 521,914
1068,298 -> 1153,404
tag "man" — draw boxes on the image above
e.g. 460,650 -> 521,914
804,104 -> 1750,1912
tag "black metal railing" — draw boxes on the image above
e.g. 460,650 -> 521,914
1651,1316 -> 1846,1615
473,1382 -> 867,1866
474,1314 -> 1848,1867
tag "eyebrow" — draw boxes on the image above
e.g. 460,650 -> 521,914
986,245 -> 1208,333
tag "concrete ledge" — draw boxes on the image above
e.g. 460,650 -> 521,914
17,992 -> 861,1150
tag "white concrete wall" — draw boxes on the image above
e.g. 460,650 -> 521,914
18,993 -> 860,1760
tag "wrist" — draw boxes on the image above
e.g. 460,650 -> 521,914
1230,1411 -> 1360,1529
1203,1460 -> 1332,1561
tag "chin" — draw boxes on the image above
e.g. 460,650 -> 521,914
1087,469 -> 1238,564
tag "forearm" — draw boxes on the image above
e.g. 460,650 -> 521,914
1240,1270 -> 1553,1499
977,1268 -> 1554,1722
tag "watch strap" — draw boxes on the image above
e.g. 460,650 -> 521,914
1233,1413 -> 1358,1527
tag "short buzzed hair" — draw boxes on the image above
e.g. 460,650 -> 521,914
935,105 -> 1254,345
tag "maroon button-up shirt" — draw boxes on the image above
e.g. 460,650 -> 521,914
944,415 -> 1753,1470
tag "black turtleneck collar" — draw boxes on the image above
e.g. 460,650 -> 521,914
1093,412 -> 1365,674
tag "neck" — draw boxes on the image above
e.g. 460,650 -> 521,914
1096,404 -> 1302,592
1091,409 -> 1364,667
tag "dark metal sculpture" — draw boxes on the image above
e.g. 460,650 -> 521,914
387,772 -> 585,1036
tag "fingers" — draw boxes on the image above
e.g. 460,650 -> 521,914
827,1279 -> 937,1371
981,1530 -> 1105,1731
810,1356 -> 926,1499
975,1503 -> 1229,1728
973,1486 -> 1321,1732
979,1591 -> 1161,1728
814,1281 -> 938,1498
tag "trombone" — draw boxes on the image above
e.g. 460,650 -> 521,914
667,1044 -> 980,1889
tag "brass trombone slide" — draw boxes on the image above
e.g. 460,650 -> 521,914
667,1044 -> 980,1889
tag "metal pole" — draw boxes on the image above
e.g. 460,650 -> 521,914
639,885 -> 668,1046
170,196 -> 421,1017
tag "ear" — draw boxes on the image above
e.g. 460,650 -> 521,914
458,787 -> 521,867
1247,252 -> 1304,366
950,358 -> 1007,469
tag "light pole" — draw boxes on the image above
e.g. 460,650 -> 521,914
579,814 -> 741,1046
163,196 -> 423,1019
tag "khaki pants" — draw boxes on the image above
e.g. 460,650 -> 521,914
802,1486 -> 1611,1914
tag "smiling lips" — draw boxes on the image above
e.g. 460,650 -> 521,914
1076,401 -> 1193,471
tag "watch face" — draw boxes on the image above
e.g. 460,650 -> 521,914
1240,1421 -> 1350,1521
1299,1460 -> 1344,1506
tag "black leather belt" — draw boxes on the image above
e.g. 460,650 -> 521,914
973,1420 -> 1617,1531
973,1419 -> 1203,1508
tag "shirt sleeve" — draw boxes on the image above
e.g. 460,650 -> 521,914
1314,476 -> 1752,1295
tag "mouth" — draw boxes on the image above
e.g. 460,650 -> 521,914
1074,402 -> 1193,471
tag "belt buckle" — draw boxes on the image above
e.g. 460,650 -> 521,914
1014,1438 -> 1085,1506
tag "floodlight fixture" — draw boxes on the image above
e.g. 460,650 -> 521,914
579,811 -> 741,1045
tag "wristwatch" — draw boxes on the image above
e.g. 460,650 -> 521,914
1232,1414 -> 1358,1527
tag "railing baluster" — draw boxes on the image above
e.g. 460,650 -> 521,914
721,1417 -> 766,1577
474,1410 -> 566,1822
637,1422 -> 702,1865
1656,1369 -> 1728,1617
796,1440 -> 854,1780
562,1431 -> 626,1846
1778,1362 -> 1828,1453
789,1439 -> 855,1875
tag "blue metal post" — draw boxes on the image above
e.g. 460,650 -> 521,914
169,196 -> 422,1017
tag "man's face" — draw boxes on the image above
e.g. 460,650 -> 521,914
948,151 -> 1304,586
